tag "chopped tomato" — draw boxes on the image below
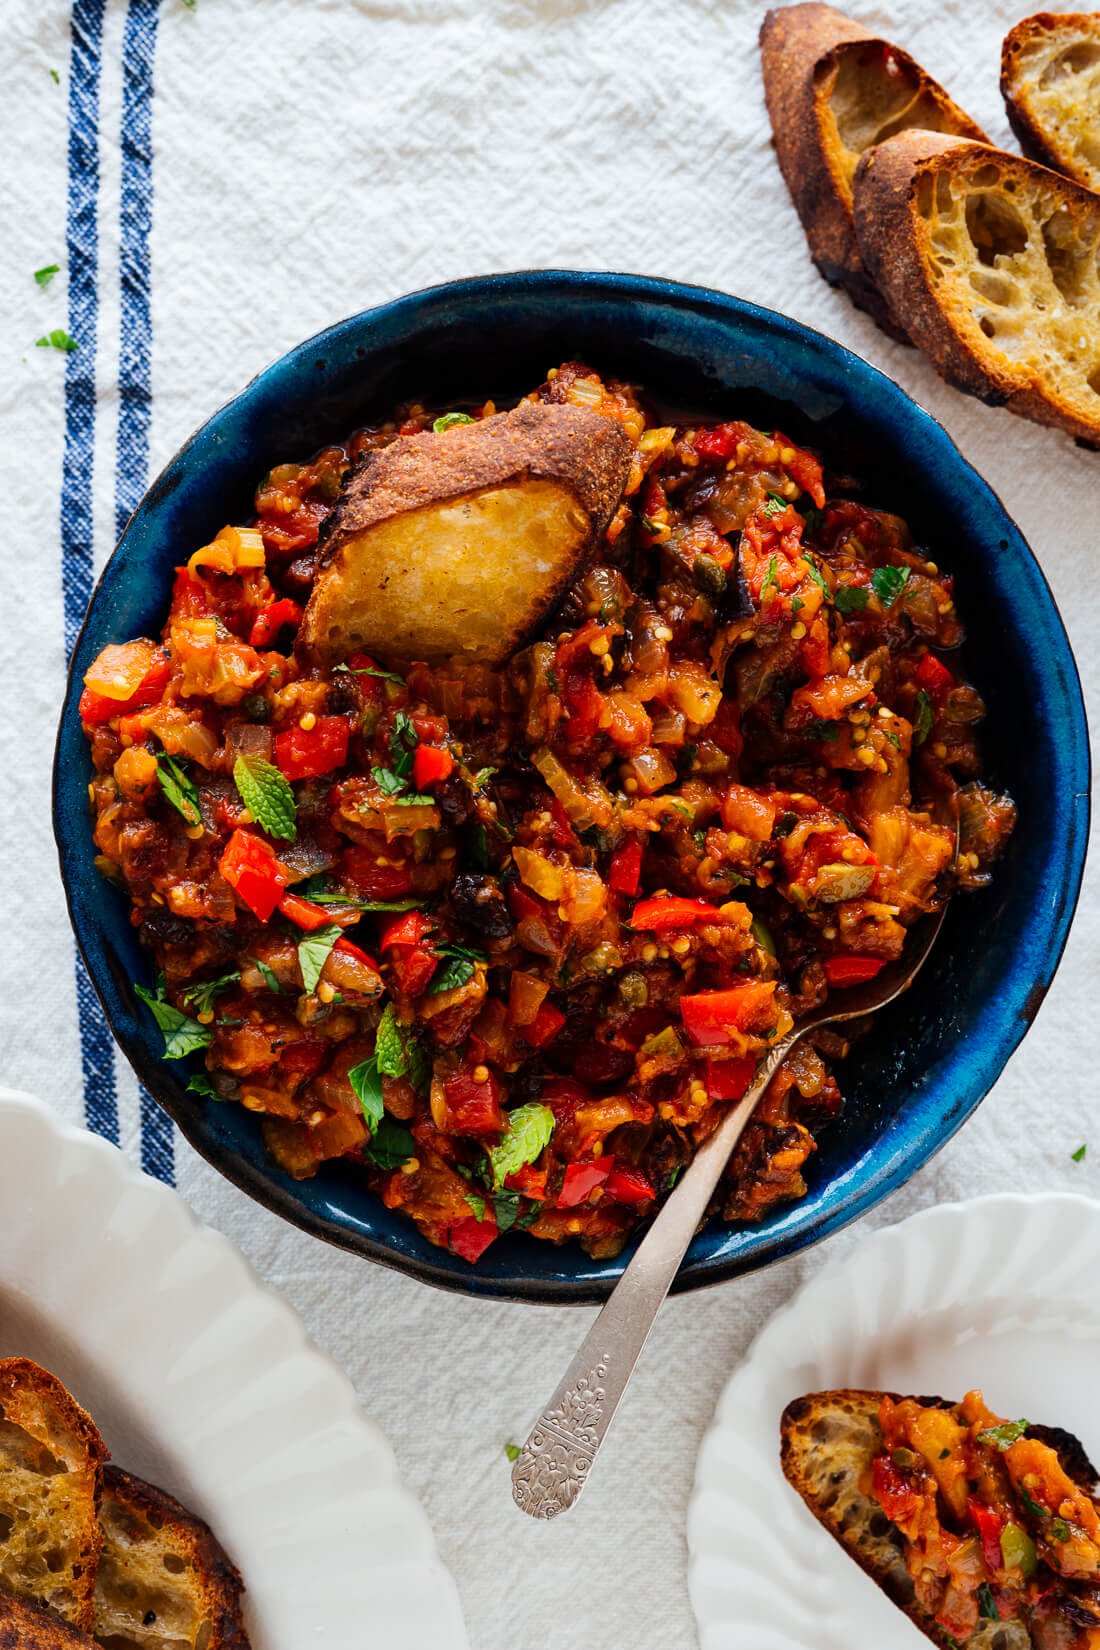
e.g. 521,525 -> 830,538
274,716 -> 350,780
379,911 -> 433,950
218,830 -> 292,922
557,1158 -> 613,1208
605,1165 -> 655,1205
522,1001 -> 565,1049
680,983 -> 778,1046
79,643 -> 170,725
390,945 -> 438,998
872,1455 -> 921,1525
411,744 -> 454,788
447,1214 -> 499,1263
248,598 -> 303,649
824,955 -> 886,987
441,1070 -> 506,1138
705,1056 -> 757,1101
608,837 -> 643,895
692,421 -> 745,463
278,892 -> 335,931
969,1497 -> 1006,1576
914,652 -> 954,701
631,896 -> 723,931
504,1163 -> 548,1200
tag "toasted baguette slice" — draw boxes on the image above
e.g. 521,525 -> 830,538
1002,13 -> 1100,192
0,1593 -> 96,1648
781,1389 -> 1100,1649
93,1466 -> 249,1650
760,3 -> 987,334
299,400 -> 632,669
853,131 -> 1100,443
0,1359 -> 107,1632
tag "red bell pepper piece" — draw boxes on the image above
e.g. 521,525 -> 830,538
631,896 -> 722,932
914,652 -> 954,701
705,1056 -> 757,1101
872,1455 -> 921,1524
522,1001 -> 565,1049
680,982 -> 778,1046
504,1163 -> 548,1200
411,743 -> 454,788
692,421 -> 743,463
608,838 -> 643,895
278,891 -> 336,931
333,936 -> 379,969
219,829 -> 293,922
248,598 -> 303,650
447,1214 -> 499,1263
379,911 -> 434,950
557,1158 -> 613,1208
78,648 -> 170,726
391,947 -> 439,998
605,1165 -> 656,1205
968,1497 -> 1006,1575
441,1071 -> 506,1138
279,1037 -> 328,1078
171,566 -> 209,617
274,716 -> 350,780
825,955 -> 886,988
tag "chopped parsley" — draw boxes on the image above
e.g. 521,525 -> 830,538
871,564 -> 911,608
833,584 -> 871,615
504,1441 -> 521,1463
134,975 -> 211,1060
389,710 -> 418,777
763,492 -> 789,516
35,328 -> 78,353
34,264 -> 60,288
232,752 -> 296,840
913,689 -> 935,747
334,661 -> 405,686
49,67 -> 60,83
1072,1143 -> 1087,1163
433,411 -> 475,433
802,555 -> 828,594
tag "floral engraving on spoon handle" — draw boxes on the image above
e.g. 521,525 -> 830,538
511,1357 -> 609,1519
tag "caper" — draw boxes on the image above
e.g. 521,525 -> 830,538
693,554 -> 727,597
243,694 -> 270,722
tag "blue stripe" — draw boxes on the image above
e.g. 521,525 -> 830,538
118,0 -> 173,1184
63,0 -> 119,1147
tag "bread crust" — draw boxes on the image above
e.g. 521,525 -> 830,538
95,1466 -> 249,1650
1002,13 -> 1100,190
0,1359 -> 107,1632
0,1593 -> 95,1648
299,400 -> 632,667
852,130 -> 1100,444
760,3 -> 986,336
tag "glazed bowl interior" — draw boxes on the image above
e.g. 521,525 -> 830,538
54,271 -> 1089,1302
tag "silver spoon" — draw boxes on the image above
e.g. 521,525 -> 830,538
511,887 -> 953,1520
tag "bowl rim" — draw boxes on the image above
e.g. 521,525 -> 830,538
53,267 -> 1091,1304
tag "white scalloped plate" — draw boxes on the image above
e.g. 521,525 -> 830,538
688,1194 -> 1100,1650
0,1089 -> 468,1650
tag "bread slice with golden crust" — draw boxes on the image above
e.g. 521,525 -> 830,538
299,400 -> 632,669
93,1466 -> 249,1650
0,1593 -> 96,1648
1002,13 -> 1100,192
781,1390 -> 1033,1649
853,131 -> 1100,443
0,1358 -> 107,1632
760,3 -> 987,335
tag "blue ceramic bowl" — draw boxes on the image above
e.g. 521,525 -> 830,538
54,272 -> 1089,1303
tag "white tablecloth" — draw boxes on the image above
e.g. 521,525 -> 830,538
2,2 -> 1096,1645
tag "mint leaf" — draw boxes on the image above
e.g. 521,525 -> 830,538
1072,1143 -> 1087,1163
429,956 -> 475,995
913,689 -> 935,747
181,971 -> 240,1016
433,412 -> 474,433
465,1191 -> 488,1221
364,1118 -> 416,1170
157,752 -> 202,826
977,1584 -> 999,1621
487,1103 -> 555,1191
34,264 -> 60,288
979,1419 -> 1030,1451
871,565 -> 911,608
389,710 -> 418,779
348,1055 -> 384,1130
492,1190 -> 523,1233
186,1072 -> 219,1100
134,976 -> 211,1059
372,765 -> 407,796
252,957 -> 283,993
375,1004 -> 408,1076
233,752 -> 296,840
36,328 -> 78,353
298,924 -> 342,994
833,584 -> 870,615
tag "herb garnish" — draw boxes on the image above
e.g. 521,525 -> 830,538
297,925 -> 342,994
375,1003 -> 430,1095
433,412 -> 475,433
181,971 -> 241,1016
348,1056 -> 385,1130
35,328 -> 78,353
34,264 -> 60,287
487,1103 -> 555,1190
134,975 -> 211,1059
504,1442 -> 521,1463
429,943 -> 487,996
977,1584 -> 999,1621
334,661 -> 405,686
833,584 -> 871,615
759,555 -> 779,601
252,957 -> 284,993
913,690 -> 935,747
232,752 -> 296,839
186,1072 -> 219,1100
979,1418 -> 1030,1451
871,564 -> 911,608
157,752 -> 202,826
1072,1143 -> 1087,1163
363,1118 -> 416,1170
763,492 -> 789,516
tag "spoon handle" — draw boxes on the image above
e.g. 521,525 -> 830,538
511,1035 -> 796,1520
